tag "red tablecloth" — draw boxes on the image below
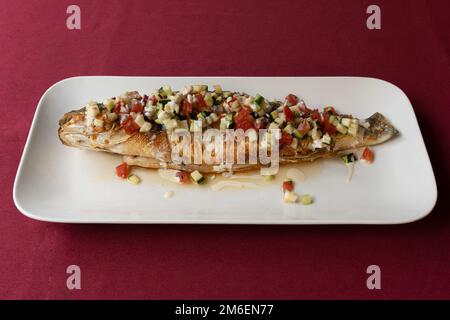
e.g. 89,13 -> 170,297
1,0 -> 449,299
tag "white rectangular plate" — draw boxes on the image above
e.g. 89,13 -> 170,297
14,77 -> 437,224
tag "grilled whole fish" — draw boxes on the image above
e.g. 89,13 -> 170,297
58,87 -> 399,173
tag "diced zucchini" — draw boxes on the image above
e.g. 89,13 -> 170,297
214,85 -> 222,94
127,174 -> 141,185
197,112 -> 206,121
332,117 -> 340,127
347,123 -> 358,136
190,170 -> 205,184
157,111 -> 171,121
270,110 -> 278,120
341,118 -> 352,127
158,87 -> 167,98
86,104 -> 100,117
163,104 -> 172,112
283,191 -> 298,203
162,85 -> 172,97
283,124 -> 295,134
290,137 -> 298,149
134,114 -> 146,127
322,133 -> 332,144
223,91 -> 232,98
311,127 -> 321,140
255,94 -> 264,106
292,130 -> 304,139
251,103 -> 262,112
190,120 -> 203,132
230,100 -> 240,110
139,121 -> 152,133
341,153 -> 356,164
204,92 -> 213,108
336,123 -> 348,134
300,194 -> 313,205
208,113 -> 219,123
104,98 -> 116,112
178,120 -> 188,130
225,113 -> 234,129
246,96 -> 255,105
163,119 -> 178,131
328,115 -> 336,125
93,118 -> 104,127
213,95 -> 223,105
192,85 -> 208,93
220,118 -> 227,131
290,105 -> 301,117
268,122 -> 279,131
274,117 -> 285,125
257,108 -> 267,116
107,112 -> 118,121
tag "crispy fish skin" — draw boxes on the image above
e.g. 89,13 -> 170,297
59,106 -> 399,173
59,108 -> 172,162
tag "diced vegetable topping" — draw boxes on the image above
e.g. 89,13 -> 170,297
283,106 -> 294,122
127,174 -> 141,185
190,170 -> 205,184
176,171 -> 190,184
131,102 -> 143,113
299,194 -> 313,205
280,131 -> 293,146
116,162 -> 129,179
283,191 -> 299,203
341,153 -> 356,164
282,179 -> 294,192
361,147 -> 374,163
122,118 -> 140,135
83,87 -> 364,156
286,94 -> 298,106
234,107 -> 253,131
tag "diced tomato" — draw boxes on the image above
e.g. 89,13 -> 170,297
176,171 -> 190,184
279,131 -> 293,146
323,121 -> 337,135
113,102 -> 121,114
299,100 -> 311,113
181,100 -> 193,117
122,118 -> 140,135
311,110 -> 323,126
131,102 -> 143,113
283,106 -> 294,122
234,107 -> 254,131
282,180 -> 294,192
297,119 -> 311,134
113,100 -> 129,114
196,93 -> 207,110
361,147 -> 374,163
115,162 -> 129,179
324,106 -> 336,114
286,94 -> 298,106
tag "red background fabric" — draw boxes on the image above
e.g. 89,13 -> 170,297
1,0 -> 449,299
